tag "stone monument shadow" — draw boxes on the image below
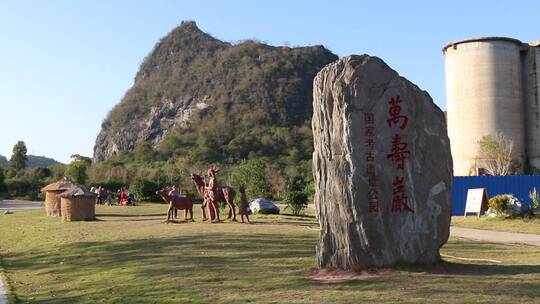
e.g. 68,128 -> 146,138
394,260 -> 540,277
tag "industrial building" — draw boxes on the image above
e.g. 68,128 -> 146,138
443,37 -> 540,175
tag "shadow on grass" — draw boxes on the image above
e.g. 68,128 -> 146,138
4,232 -> 317,302
5,230 -> 540,303
8,234 -> 539,279
6,233 -> 315,282
394,260 -> 540,276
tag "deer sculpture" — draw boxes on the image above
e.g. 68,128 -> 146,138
155,187 -> 195,222
191,171 -> 237,222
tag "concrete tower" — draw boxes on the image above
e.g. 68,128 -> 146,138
523,40 -> 540,169
443,37 -> 534,175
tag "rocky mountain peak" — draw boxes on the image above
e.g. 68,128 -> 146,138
93,21 -> 337,163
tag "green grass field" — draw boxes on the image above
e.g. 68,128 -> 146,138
451,215 -> 540,234
1,204 -> 540,303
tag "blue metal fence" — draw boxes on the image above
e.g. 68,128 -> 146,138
451,176 -> 540,215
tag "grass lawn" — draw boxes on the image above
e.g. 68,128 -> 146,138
452,215 -> 540,234
1,204 -> 540,303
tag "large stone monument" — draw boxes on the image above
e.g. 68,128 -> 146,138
312,55 -> 452,271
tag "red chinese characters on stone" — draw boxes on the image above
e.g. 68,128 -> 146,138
391,176 -> 414,213
386,134 -> 410,170
365,112 -> 375,124
386,95 -> 409,130
386,96 -> 414,213
364,112 -> 379,213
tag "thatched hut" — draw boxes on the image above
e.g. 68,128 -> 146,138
59,186 -> 97,221
41,178 -> 75,217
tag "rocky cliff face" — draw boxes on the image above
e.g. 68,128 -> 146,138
0,155 -> 8,167
93,21 -> 337,162
94,95 -> 197,162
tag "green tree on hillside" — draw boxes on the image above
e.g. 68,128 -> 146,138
29,167 -> 52,181
65,154 -> 92,184
49,164 -> 67,181
10,141 -> 28,172
228,159 -> 273,199
134,142 -> 156,163
0,169 -> 5,193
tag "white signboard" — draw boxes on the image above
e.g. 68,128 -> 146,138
464,188 -> 488,217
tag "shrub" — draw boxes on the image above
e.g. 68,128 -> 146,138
283,191 -> 308,215
65,154 -> 92,185
228,159 -> 273,199
303,181 -> 315,200
5,177 -> 41,200
488,195 -> 510,216
129,178 -> 160,202
29,167 -> 52,181
529,187 -> 540,209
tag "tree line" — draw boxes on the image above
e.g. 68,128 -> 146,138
0,140 -> 315,204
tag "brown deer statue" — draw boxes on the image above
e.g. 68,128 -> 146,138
155,187 -> 195,222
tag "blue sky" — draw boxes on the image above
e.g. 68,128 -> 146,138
1,0 -> 539,163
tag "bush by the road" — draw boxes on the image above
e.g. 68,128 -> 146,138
283,191 -> 308,215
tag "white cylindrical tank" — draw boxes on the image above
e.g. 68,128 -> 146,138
443,37 -> 525,175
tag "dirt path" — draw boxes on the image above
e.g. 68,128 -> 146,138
450,226 -> 540,246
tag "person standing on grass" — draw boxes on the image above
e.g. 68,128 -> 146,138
119,187 -> 129,206
97,186 -> 105,205
106,190 -> 113,206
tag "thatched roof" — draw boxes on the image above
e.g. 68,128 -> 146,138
41,178 -> 75,192
59,185 -> 96,198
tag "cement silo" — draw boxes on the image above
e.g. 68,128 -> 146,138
443,37 -> 525,175
523,41 -> 540,170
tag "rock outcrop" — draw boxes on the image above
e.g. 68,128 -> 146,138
312,55 -> 452,271
0,155 -> 8,168
249,198 -> 280,214
93,21 -> 337,162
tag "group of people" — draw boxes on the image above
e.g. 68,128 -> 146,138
91,186 -> 136,206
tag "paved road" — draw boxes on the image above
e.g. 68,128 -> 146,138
451,226 -> 540,247
0,200 -> 43,212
